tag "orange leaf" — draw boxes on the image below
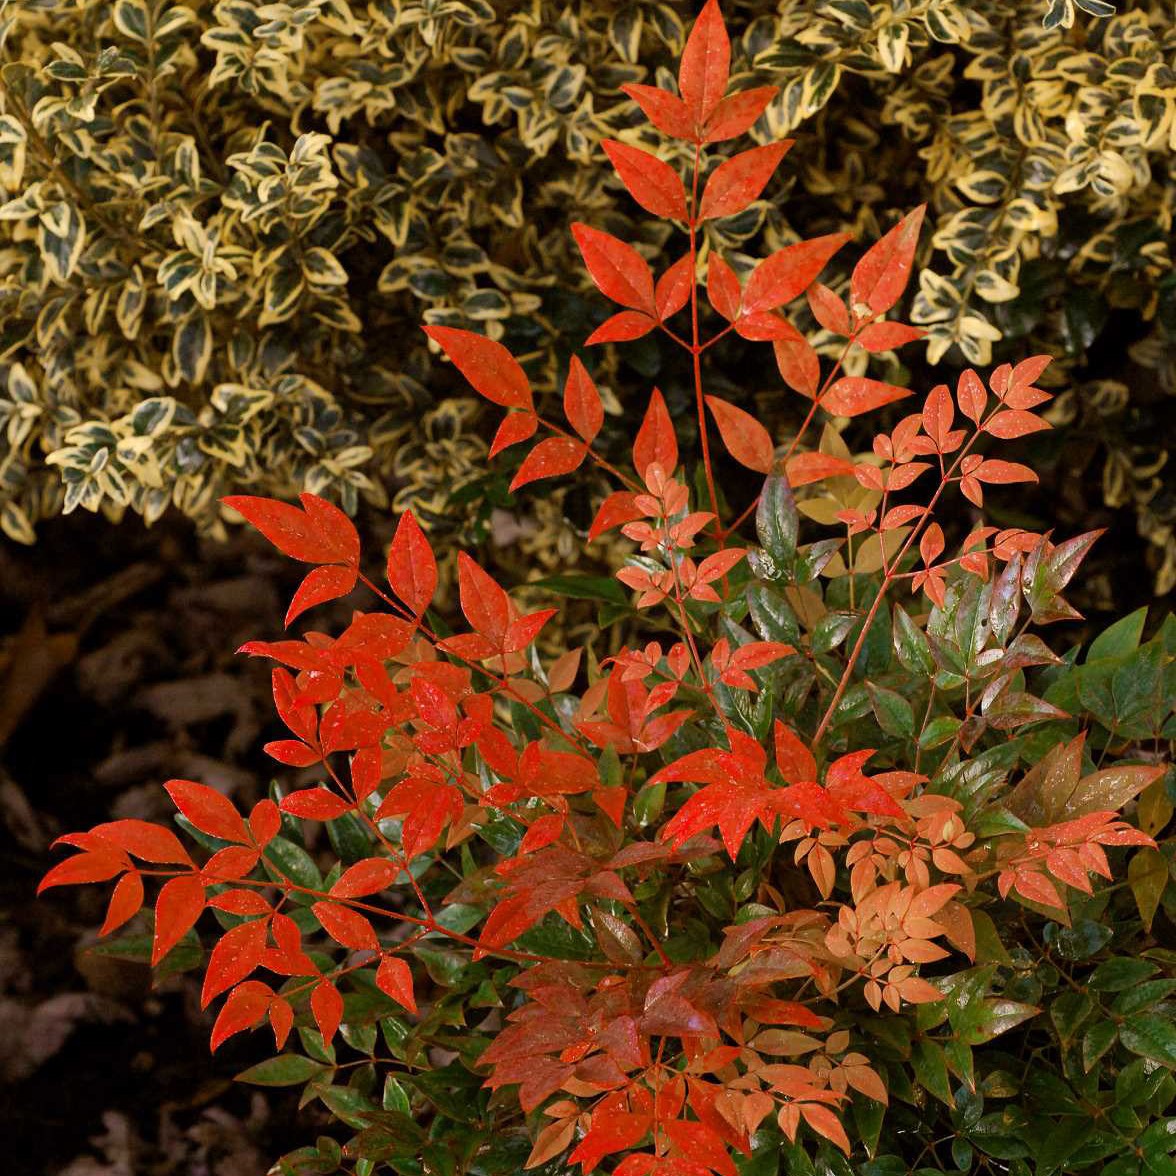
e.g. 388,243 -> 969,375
784,452 -> 855,486
773,333 -> 820,397
564,357 -> 603,443
152,874 -> 205,964
706,255 -> 742,321
705,395 -> 774,472
807,282 -> 850,335
821,376 -> 912,417
855,321 -> 925,352
377,955 -> 418,1013
985,410 -> 1050,439
850,205 -> 926,316
656,253 -> 695,321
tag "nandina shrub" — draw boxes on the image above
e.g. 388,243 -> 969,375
40,6 -> 1175,1176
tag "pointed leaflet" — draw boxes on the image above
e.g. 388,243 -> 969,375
774,333 -> 820,397
387,510 -> 436,617
590,490 -> 644,541
285,563 -> 356,626
602,140 -> 688,221
223,493 -> 358,568
586,311 -> 655,345
376,955 -> 417,1013
679,0 -> 730,126
152,874 -> 205,964
422,326 -> 533,409
458,552 -> 511,646
785,452 -> 856,486
311,980 -> 344,1045
774,721 -> 817,782
655,254 -> 694,321
821,376 -> 912,417
572,223 -> 655,312
202,917 -> 268,1006
703,86 -> 778,142
698,142 -> 791,222
165,779 -> 249,843
851,205 -> 925,317
807,283 -> 850,335
490,411 -> 538,457
856,322 -> 926,352
705,396 -> 774,473
210,982 -> 271,1051
101,872 -> 144,936
707,254 -> 741,321
633,389 -> 678,477
511,437 -> 587,490
744,234 -> 852,313
621,84 -> 695,139
564,356 -> 603,443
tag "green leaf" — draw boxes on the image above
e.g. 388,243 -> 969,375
1089,957 -> 1159,992
527,574 -> 628,606
237,1055 -> 326,1086
1120,1016 -> 1176,1068
1088,608 -> 1148,661
756,474 -> 798,577
912,1038 -> 954,1105
746,582 -> 801,645
959,999 -> 1038,1045
892,602 -> 934,675
1082,1020 -> 1118,1071
867,682 -> 915,738
1129,847 -> 1170,931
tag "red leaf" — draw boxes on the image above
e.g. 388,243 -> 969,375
735,310 -> 801,341
920,523 -> 945,566
603,139 -> 688,220
807,282 -> 850,335
152,874 -> 205,965
855,321 -> 926,352
165,779 -> 249,843
331,859 -> 398,900
313,901 -> 379,950
490,411 -> 538,457
679,0 -> 730,126
744,233 -> 851,313
774,722 -> 817,783
572,223 -> 655,312
656,253 -> 694,321
285,563 -> 357,626
100,871 -> 144,936
956,369 -> 987,423
250,799 -> 281,846
511,437 -> 588,491
423,326 -> 533,409
705,396 -> 774,473
1014,870 -> 1064,909
589,490 -> 644,541
458,552 -> 511,645
505,608 -> 558,654
312,980 -> 344,1045
851,205 -> 926,317
280,788 -> 352,821
707,255 -> 742,321
621,84 -> 695,139
265,740 -> 319,767
773,333 -> 821,397
222,493 -> 358,567
376,955 -> 417,1013
202,917 -> 268,1007
633,388 -> 678,477
38,850 -> 127,893
702,86 -> 778,142
387,510 -> 437,617
985,410 -> 1050,439
974,459 -> 1036,485
210,981 -> 271,1051
585,310 -> 656,345
89,819 -> 191,864
821,376 -> 912,417
563,357 -> 603,443
698,142 -> 791,221
784,452 -> 856,486
922,382 -> 955,451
